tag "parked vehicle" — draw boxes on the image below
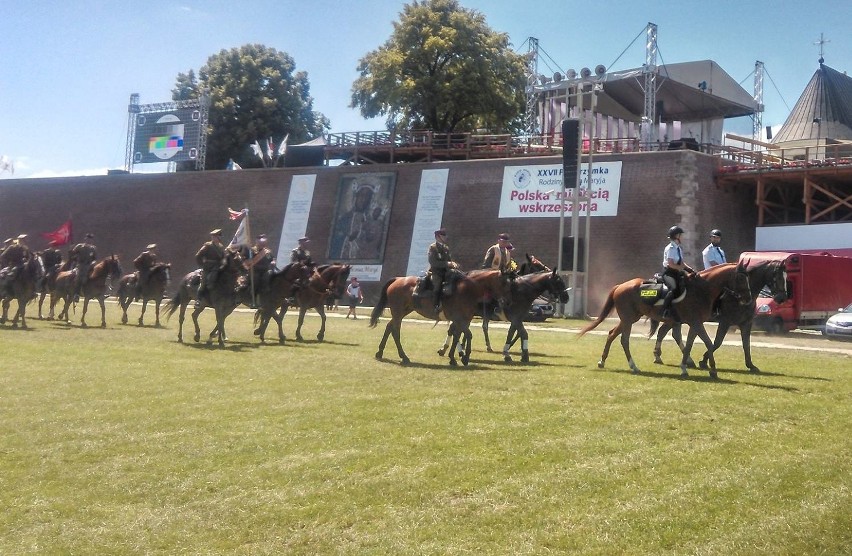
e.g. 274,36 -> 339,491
744,251 -> 852,333
824,302 -> 852,340
525,296 -> 555,322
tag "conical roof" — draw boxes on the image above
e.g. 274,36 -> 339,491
771,62 -> 852,144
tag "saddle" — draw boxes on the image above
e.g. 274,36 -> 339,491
413,269 -> 463,299
638,274 -> 686,306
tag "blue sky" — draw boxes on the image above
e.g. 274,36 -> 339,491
1,0 -> 850,179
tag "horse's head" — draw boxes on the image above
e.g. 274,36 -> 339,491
731,260 -> 752,306
332,264 -> 352,297
223,249 -> 244,273
768,260 -> 789,303
545,269 -> 570,304
521,253 -> 551,275
106,255 -> 123,280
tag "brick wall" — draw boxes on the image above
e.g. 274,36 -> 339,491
0,150 -> 756,315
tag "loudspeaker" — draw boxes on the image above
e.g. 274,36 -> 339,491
656,100 -> 665,122
766,126 -> 773,140
562,119 -> 580,190
561,236 -> 585,272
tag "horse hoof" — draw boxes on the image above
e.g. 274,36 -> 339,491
709,370 -> 718,379
437,349 -> 446,356
486,347 -> 494,353
375,352 -> 383,360
80,323 -> 88,329
597,360 -> 605,369
461,357 -> 470,366
449,359 -> 457,367
504,355 -> 512,362
631,368 -> 641,375
194,335 -> 201,343
253,328 -> 261,336
749,366 -> 761,374
680,368 -> 689,377
121,317 -> 127,324
653,357 -> 663,365
400,357 -> 410,366
687,359 -> 697,369
698,360 -> 708,370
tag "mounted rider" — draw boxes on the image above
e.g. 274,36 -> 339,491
428,228 -> 459,312
133,243 -> 158,301
246,233 -> 275,304
482,232 -> 517,274
69,233 -> 97,298
660,225 -> 695,321
0,234 -> 32,287
37,241 -> 64,291
195,229 -> 226,304
290,236 -> 314,267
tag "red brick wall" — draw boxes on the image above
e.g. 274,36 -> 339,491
0,150 -> 756,314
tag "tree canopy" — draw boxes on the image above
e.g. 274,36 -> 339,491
173,44 -> 328,170
350,0 -> 527,133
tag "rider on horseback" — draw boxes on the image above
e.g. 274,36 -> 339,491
0,234 -> 31,286
482,233 -> 514,272
133,243 -> 158,301
660,225 -> 695,321
429,228 -> 459,313
69,233 -> 97,300
195,229 -> 225,305
247,233 -> 275,305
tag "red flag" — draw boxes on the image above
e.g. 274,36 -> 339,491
228,207 -> 245,220
42,219 -> 72,246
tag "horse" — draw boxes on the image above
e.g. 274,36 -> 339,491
280,263 -> 351,342
116,263 -> 171,327
649,258 -> 788,373
36,249 -> 64,320
51,255 -> 122,328
369,269 -> 512,366
242,262 -> 313,344
0,256 -> 43,329
578,262 -> 752,378
163,249 -> 243,346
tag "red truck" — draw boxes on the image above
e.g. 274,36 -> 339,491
742,251 -> 852,333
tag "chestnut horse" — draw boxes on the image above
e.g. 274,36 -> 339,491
52,255 -> 122,328
162,249 -> 243,346
369,270 -> 511,366
649,258 -> 788,373
0,256 -> 42,329
116,263 -> 171,327
578,262 -> 752,378
281,263 -> 351,342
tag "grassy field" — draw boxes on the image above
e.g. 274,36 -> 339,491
1,302 -> 850,555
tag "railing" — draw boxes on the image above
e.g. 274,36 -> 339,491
713,143 -> 852,174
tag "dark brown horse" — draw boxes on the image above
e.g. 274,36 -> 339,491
578,262 -> 752,378
52,255 -> 122,328
369,270 -> 511,366
163,249 -> 243,346
0,256 -> 42,329
36,249 -> 64,320
242,262 -> 313,344
281,263 -> 351,342
116,263 -> 171,327
649,258 -> 788,373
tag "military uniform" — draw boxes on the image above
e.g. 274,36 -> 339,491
482,243 -> 512,272
0,236 -> 32,288
428,231 -> 456,310
248,243 -> 275,295
290,246 -> 312,265
69,236 -> 97,294
195,234 -> 226,299
133,245 -> 158,300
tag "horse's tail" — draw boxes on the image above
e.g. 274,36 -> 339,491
647,318 -> 660,339
163,289 -> 182,322
369,278 -> 395,328
577,287 -> 616,337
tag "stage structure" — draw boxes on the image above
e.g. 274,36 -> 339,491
124,92 -> 210,172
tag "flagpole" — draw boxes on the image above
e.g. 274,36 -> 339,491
245,205 -> 255,305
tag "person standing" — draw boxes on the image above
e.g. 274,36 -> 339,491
481,233 -> 513,272
660,225 -> 695,321
195,229 -> 225,304
428,228 -> 458,312
133,243 -> 158,301
702,229 -> 726,269
69,233 -> 97,299
345,276 -> 364,319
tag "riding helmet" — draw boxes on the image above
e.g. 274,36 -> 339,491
667,225 -> 684,239
710,229 -> 722,238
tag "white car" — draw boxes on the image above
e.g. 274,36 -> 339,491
824,302 -> 852,340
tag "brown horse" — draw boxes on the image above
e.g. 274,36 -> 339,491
369,270 -> 512,366
163,249 -> 244,346
36,249 -> 65,320
281,263 -> 351,342
578,262 -> 752,378
649,258 -> 788,373
0,256 -> 42,329
116,263 -> 171,327
52,255 -> 122,328
242,262 -> 313,344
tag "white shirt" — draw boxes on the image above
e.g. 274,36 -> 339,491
702,243 -> 726,269
663,240 -> 683,271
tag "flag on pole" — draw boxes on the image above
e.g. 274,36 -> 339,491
266,137 -> 274,160
250,140 -> 263,160
226,158 -> 242,170
229,217 -> 250,248
228,207 -> 246,220
276,133 -> 289,157
0,155 -> 13,175
42,219 -> 73,246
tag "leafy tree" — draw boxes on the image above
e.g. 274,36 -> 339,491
172,44 -> 328,169
350,0 -> 527,133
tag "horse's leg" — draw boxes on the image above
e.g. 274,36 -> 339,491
670,324 -> 696,368
699,323 -> 729,370
120,295 -> 129,325
38,292 -> 45,319
681,325 -> 716,378
740,321 -> 759,373
482,315 -> 493,353
316,305 -> 326,342
80,297 -> 90,328
461,327 -> 473,366
192,305 -> 204,343
98,297 -> 107,328
376,322 -> 392,360
447,326 -> 460,366
154,299 -> 162,327
517,322 -> 531,363
216,308 -> 226,347
501,324 -> 515,362
0,299 -> 8,324
597,323 -> 622,369
389,315 -> 410,365
652,323 -> 672,364
295,307 -> 308,341
272,309 -> 286,344
618,322 -> 641,374
138,299 -> 148,326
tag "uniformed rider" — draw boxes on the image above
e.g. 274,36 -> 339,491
246,233 -> 275,304
133,243 -> 158,301
290,236 -> 313,266
482,232 -> 514,272
428,228 -> 459,312
195,229 -> 226,303
0,234 -> 32,284
660,225 -> 695,321
69,233 -> 97,298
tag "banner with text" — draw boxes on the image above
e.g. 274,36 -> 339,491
498,161 -> 622,218
276,174 -> 316,265
406,168 -> 450,276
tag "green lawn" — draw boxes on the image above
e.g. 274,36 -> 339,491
1,303 -> 850,554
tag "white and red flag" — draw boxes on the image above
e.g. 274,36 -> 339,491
42,219 -> 72,246
228,207 -> 246,221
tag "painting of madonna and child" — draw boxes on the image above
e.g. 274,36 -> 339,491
327,172 -> 396,264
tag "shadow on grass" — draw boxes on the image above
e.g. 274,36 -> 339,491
603,364 -> 802,392
179,340 -> 261,353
